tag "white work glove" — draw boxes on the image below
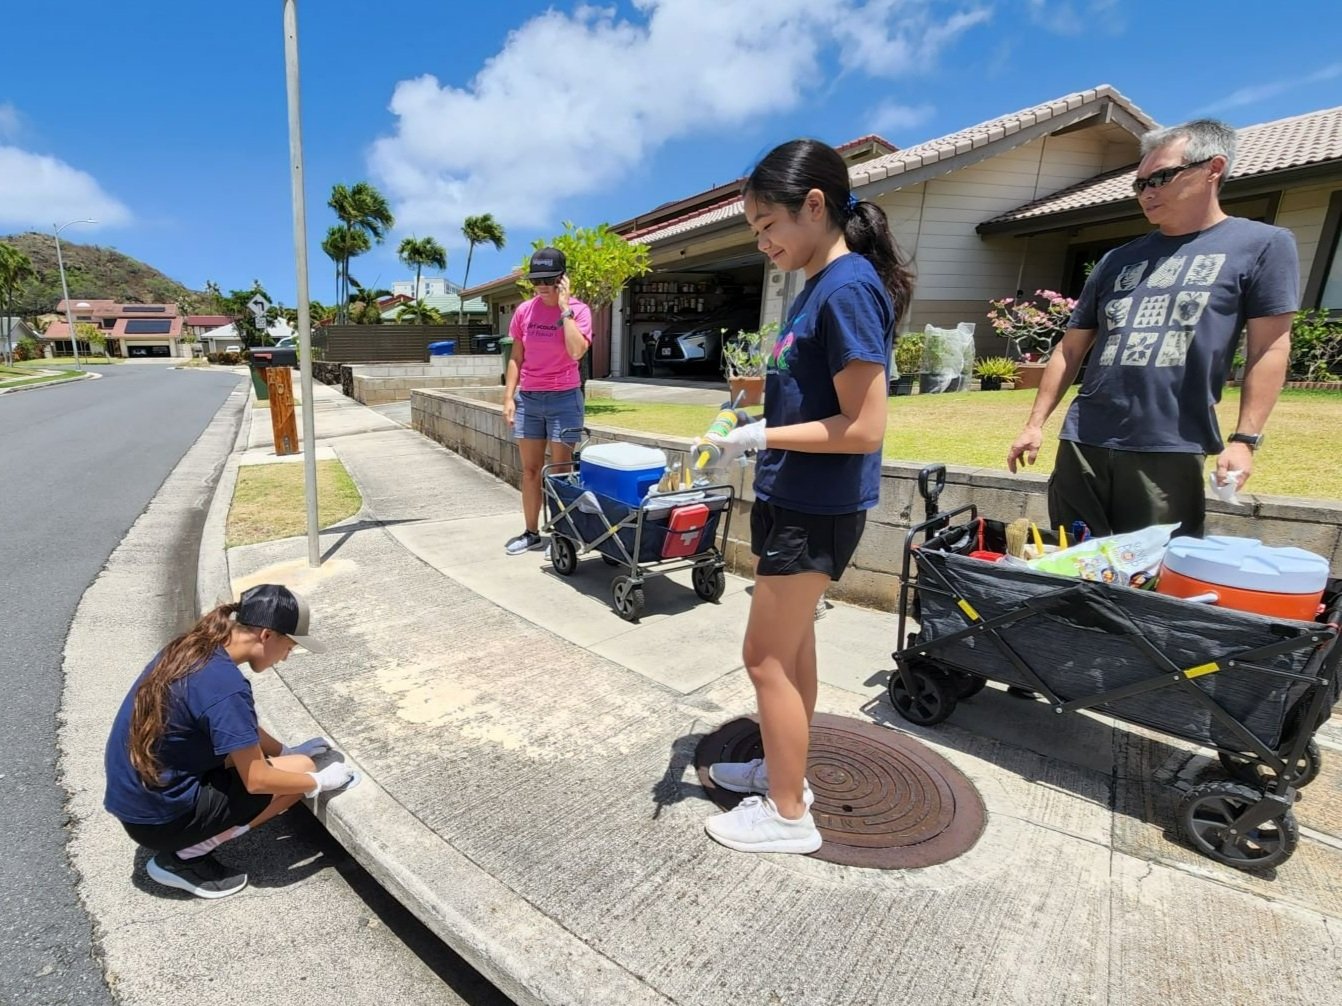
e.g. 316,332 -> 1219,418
306,761 -> 354,797
281,736 -> 331,758
703,418 -> 768,466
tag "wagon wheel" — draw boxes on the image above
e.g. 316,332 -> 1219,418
549,535 -> 578,576
1178,780 -> 1298,871
692,562 -> 726,602
948,670 -> 988,699
1218,739 -> 1321,789
611,576 -> 645,622
887,660 -> 957,726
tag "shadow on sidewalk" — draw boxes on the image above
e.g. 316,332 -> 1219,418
319,516 -> 424,562
653,729 -> 711,819
538,560 -> 715,618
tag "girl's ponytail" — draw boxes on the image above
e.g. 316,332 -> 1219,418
743,139 -> 915,322
128,602 -> 240,787
844,199 -> 913,323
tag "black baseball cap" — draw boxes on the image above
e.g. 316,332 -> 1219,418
237,584 -> 326,653
527,247 -> 566,280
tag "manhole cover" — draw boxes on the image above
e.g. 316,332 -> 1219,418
695,713 -> 985,869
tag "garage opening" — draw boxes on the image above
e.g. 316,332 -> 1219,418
626,258 -> 765,382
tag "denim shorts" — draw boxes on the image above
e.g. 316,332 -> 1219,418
514,389 -> 584,443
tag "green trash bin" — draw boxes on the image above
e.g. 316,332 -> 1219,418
498,335 -> 514,386
249,356 -> 269,401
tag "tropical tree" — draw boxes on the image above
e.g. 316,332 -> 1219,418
328,182 -> 394,322
395,299 -> 444,325
0,243 -> 35,364
80,323 -> 108,360
397,236 -> 447,301
321,225 -> 370,324
460,214 -> 506,323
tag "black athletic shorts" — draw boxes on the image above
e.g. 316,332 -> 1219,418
120,765 -> 273,854
750,500 -> 866,581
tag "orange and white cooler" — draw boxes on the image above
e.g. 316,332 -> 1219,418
1157,536 -> 1329,620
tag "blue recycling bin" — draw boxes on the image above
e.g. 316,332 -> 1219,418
428,339 -> 456,358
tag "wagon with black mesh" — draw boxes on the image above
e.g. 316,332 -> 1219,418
887,465 -> 1341,872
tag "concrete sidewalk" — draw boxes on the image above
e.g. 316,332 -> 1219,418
208,381 -> 1342,1006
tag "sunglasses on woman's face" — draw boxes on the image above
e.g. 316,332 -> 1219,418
533,276 -> 561,287
1131,158 -> 1212,195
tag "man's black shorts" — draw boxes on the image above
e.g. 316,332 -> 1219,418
120,766 -> 273,854
750,500 -> 866,581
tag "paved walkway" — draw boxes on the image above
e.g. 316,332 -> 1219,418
206,381 -> 1342,1006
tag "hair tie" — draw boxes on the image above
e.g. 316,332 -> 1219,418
846,193 -> 860,215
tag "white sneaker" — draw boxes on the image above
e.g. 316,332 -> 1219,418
708,758 -> 814,807
704,795 -> 822,854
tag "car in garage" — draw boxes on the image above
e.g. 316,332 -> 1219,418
651,301 -> 762,374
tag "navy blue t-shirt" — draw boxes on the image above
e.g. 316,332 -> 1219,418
104,648 -> 260,825
754,253 -> 894,514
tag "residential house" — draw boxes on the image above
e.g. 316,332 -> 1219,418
46,300 -> 186,358
2,317 -> 40,358
464,85 -> 1342,377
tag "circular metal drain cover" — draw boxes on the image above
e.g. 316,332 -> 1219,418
695,713 -> 985,869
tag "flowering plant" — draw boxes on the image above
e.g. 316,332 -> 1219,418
987,289 -> 1077,362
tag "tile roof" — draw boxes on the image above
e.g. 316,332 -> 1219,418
45,316 -> 183,340
984,104 -> 1342,227
56,300 -> 181,317
186,314 -> 233,327
627,85 -> 1153,247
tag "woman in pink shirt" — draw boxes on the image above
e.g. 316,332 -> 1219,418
502,247 -> 593,554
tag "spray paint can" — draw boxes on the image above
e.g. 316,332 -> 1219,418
695,402 -> 742,470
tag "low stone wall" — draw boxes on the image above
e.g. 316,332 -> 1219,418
412,387 -> 1342,609
348,358 -> 502,405
312,361 -> 344,386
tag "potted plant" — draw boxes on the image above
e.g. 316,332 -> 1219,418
891,331 -> 922,395
919,323 -> 975,394
974,356 -> 1018,391
721,322 -> 776,406
986,289 -> 1076,390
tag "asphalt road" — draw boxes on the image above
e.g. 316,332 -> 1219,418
0,365 -> 243,1004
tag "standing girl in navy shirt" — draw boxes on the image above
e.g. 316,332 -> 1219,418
701,139 -> 912,854
105,584 -> 353,898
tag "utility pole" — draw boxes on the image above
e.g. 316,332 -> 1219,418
282,0 -> 321,567
54,219 -> 96,371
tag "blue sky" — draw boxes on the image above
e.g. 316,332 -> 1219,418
3,0 -> 1340,308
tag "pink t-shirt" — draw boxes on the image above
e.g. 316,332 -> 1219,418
510,296 -> 593,391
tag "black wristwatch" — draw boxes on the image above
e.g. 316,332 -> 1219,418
1228,432 -> 1265,450
558,308 -> 576,323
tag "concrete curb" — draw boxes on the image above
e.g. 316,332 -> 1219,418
0,369 -> 100,395
193,398 -> 671,1006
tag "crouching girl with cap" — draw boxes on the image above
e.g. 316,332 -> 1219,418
104,584 -> 353,899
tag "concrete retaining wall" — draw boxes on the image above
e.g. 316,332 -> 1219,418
412,387 -> 1342,609
345,358 -> 504,405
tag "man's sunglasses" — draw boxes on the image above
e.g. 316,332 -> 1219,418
1131,158 -> 1213,195
532,276 -> 563,287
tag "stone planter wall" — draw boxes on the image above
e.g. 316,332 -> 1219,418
349,358 -> 502,405
412,387 -> 1342,609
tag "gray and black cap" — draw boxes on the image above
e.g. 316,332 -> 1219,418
237,584 -> 326,653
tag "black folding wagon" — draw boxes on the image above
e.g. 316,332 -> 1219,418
888,465 -> 1341,872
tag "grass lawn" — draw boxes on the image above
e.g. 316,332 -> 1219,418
0,364 -> 80,390
14,357 -> 121,366
584,387 -> 1342,500
226,459 -> 363,547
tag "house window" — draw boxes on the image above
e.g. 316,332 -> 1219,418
1306,190 -> 1342,313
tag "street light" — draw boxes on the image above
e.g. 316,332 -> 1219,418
54,218 -> 96,372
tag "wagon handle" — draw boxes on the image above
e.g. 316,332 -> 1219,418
918,464 -> 947,523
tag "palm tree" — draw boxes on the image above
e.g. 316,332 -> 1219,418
459,214 -> 506,323
328,182 -> 394,323
396,299 -> 444,325
0,244 -> 35,365
397,236 -> 447,301
321,225 -> 370,323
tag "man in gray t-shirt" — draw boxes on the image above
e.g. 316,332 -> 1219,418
1007,119 -> 1298,537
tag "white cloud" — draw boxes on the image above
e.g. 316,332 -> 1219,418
0,146 -> 132,229
0,103 -> 20,140
1025,0 -> 1124,36
869,101 -> 936,136
370,0 -> 990,235
1200,62 -> 1342,114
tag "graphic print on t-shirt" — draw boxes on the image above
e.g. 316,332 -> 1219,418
1100,253 -> 1217,369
